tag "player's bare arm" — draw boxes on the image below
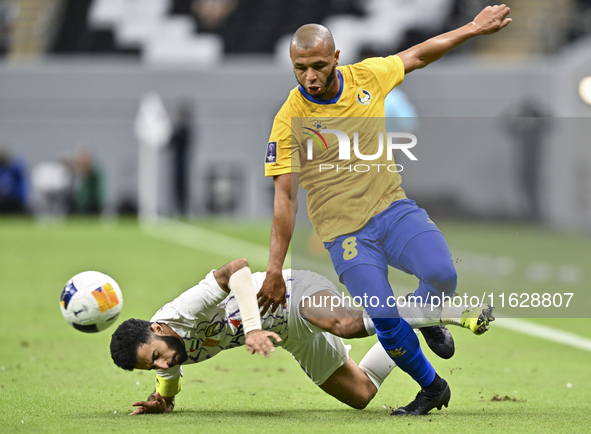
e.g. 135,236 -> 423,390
130,391 -> 174,415
258,173 -> 299,314
213,258 -> 250,292
299,290 -> 369,339
398,4 -> 512,74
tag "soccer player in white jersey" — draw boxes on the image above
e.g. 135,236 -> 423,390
110,259 -> 493,415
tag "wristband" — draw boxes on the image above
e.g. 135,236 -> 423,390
228,266 -> 262,334
155,375 -> 181,397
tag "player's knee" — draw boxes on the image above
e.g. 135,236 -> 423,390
423,263 -> 457,295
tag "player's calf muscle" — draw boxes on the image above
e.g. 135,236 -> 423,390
319,360 -> 377,409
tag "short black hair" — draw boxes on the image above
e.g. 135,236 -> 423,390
110,318 -> 153,371
290,24 -> 335,54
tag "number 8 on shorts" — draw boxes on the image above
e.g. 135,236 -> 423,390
342,236 -> 358,260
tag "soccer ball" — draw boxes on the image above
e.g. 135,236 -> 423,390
60,271 -> 123,333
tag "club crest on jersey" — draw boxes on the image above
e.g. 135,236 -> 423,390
356,88 -> 372,105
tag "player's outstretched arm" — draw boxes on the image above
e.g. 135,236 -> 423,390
130,391 -> 175,415
258,173 -> 299,315
398,4 -> 511,74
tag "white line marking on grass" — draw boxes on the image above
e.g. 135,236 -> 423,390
495,318 -> 591,352
141,218 -> 338,277
142,218 -> 273,267
143,219 -> 591,353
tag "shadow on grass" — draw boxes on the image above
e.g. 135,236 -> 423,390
68,408 -> 396,421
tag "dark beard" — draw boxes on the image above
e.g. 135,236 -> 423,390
296,64 -> 337,99
159,335 -> 188,367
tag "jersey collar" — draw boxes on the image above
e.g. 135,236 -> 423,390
298,70 -> 343,105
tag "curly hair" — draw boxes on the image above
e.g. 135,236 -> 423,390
110,318 -> 153,371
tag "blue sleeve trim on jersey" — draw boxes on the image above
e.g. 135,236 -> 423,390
297,70 -> 343,105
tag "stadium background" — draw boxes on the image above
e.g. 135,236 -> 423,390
1,1 -> 591,432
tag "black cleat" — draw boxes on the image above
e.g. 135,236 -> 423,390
405,293 -> 455,359
419,325 -> 455,359
391,377 -> 451,416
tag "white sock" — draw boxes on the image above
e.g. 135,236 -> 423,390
362,310 -> 376,336
359,342 -> 396,390
396,303 -> 443,328
441,304 -> 465,327
362,303 -> 468,335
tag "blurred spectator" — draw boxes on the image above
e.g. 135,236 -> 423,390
73,148 -> 104,214
31,160 -> 72,219
192,0 -> 362,53
504,100 -> 552,223
192,0 -> 237,31
0,148 -> 27,213
169,103 -> 194,216
0,0 -> 16,57
385,88 -> 419,133
568,0 -> 591,42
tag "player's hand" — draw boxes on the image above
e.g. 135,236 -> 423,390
472,4 -> 512,35
245,329 -> 282,357
130,392 -> 170,415
258,271 -> 287,315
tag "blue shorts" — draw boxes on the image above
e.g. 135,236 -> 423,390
324,199 -> 442,281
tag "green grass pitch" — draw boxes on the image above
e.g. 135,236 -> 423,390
1,217 -> 590,433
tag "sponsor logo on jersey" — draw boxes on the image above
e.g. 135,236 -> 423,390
265,141 -> 277,163
202,338 -> 221,347
356,88 -> 372,105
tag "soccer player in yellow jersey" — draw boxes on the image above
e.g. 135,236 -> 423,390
261,5 -> 511,416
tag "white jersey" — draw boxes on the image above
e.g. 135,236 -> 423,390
151,269 -> 295,381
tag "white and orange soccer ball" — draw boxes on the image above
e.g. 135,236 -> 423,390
60,271 -> 123,333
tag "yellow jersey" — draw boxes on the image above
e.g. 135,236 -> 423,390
264,55 -> 408,242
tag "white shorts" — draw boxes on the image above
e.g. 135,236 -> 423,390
282,270 -> 351,386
